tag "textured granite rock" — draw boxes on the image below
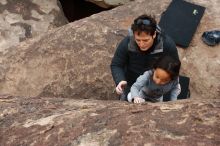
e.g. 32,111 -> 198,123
86,0 -> 133,8
0,0 -> 67,52
0,95 -> 219,146
0,0 -> 219,99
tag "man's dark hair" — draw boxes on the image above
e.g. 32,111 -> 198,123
153,55 -> 181,80
131,14 -> 157,36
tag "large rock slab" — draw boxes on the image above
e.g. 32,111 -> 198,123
86,0 -> 133,8
0,95 -> 219,145
0,0 -> 219,99
0,0 -> 67,52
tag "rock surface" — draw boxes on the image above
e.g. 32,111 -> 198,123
0,95 -> 219,146
0,0 -> 219,99
0,0 -> 67,52
86,0 -> 133,8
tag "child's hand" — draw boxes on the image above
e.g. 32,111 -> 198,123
134,97 -> 145,103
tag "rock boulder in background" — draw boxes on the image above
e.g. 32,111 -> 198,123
86,0 -> 133,8
0,0 -> 67,52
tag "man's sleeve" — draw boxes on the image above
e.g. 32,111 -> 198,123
163,34 -> 179,60
110,36 -> 129,86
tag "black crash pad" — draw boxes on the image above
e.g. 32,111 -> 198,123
159,0 -> 205,48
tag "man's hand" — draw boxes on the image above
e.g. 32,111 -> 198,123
115,81 -> 127,95
134,97 -> 145,103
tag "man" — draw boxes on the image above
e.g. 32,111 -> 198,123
110,14 -> 179,101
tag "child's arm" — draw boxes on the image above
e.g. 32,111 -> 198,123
170,79 -> 181,101
130,71 -> 151,99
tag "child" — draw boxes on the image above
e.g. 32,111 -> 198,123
127,55 -> 181,103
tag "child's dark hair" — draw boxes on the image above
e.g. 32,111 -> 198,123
153,55 -> 181,80
131,14 -> 157,36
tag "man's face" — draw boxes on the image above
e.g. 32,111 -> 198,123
134,31 -> 156,51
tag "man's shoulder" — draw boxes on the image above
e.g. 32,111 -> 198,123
157,32 -> 179,59
120,36 -> 130,46
124,35 -> 130,42
116,35 -> 130,52
158,32 -> 173,43
159,33 -> 176,49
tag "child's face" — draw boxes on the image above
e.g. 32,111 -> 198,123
153,68 -> 171,85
